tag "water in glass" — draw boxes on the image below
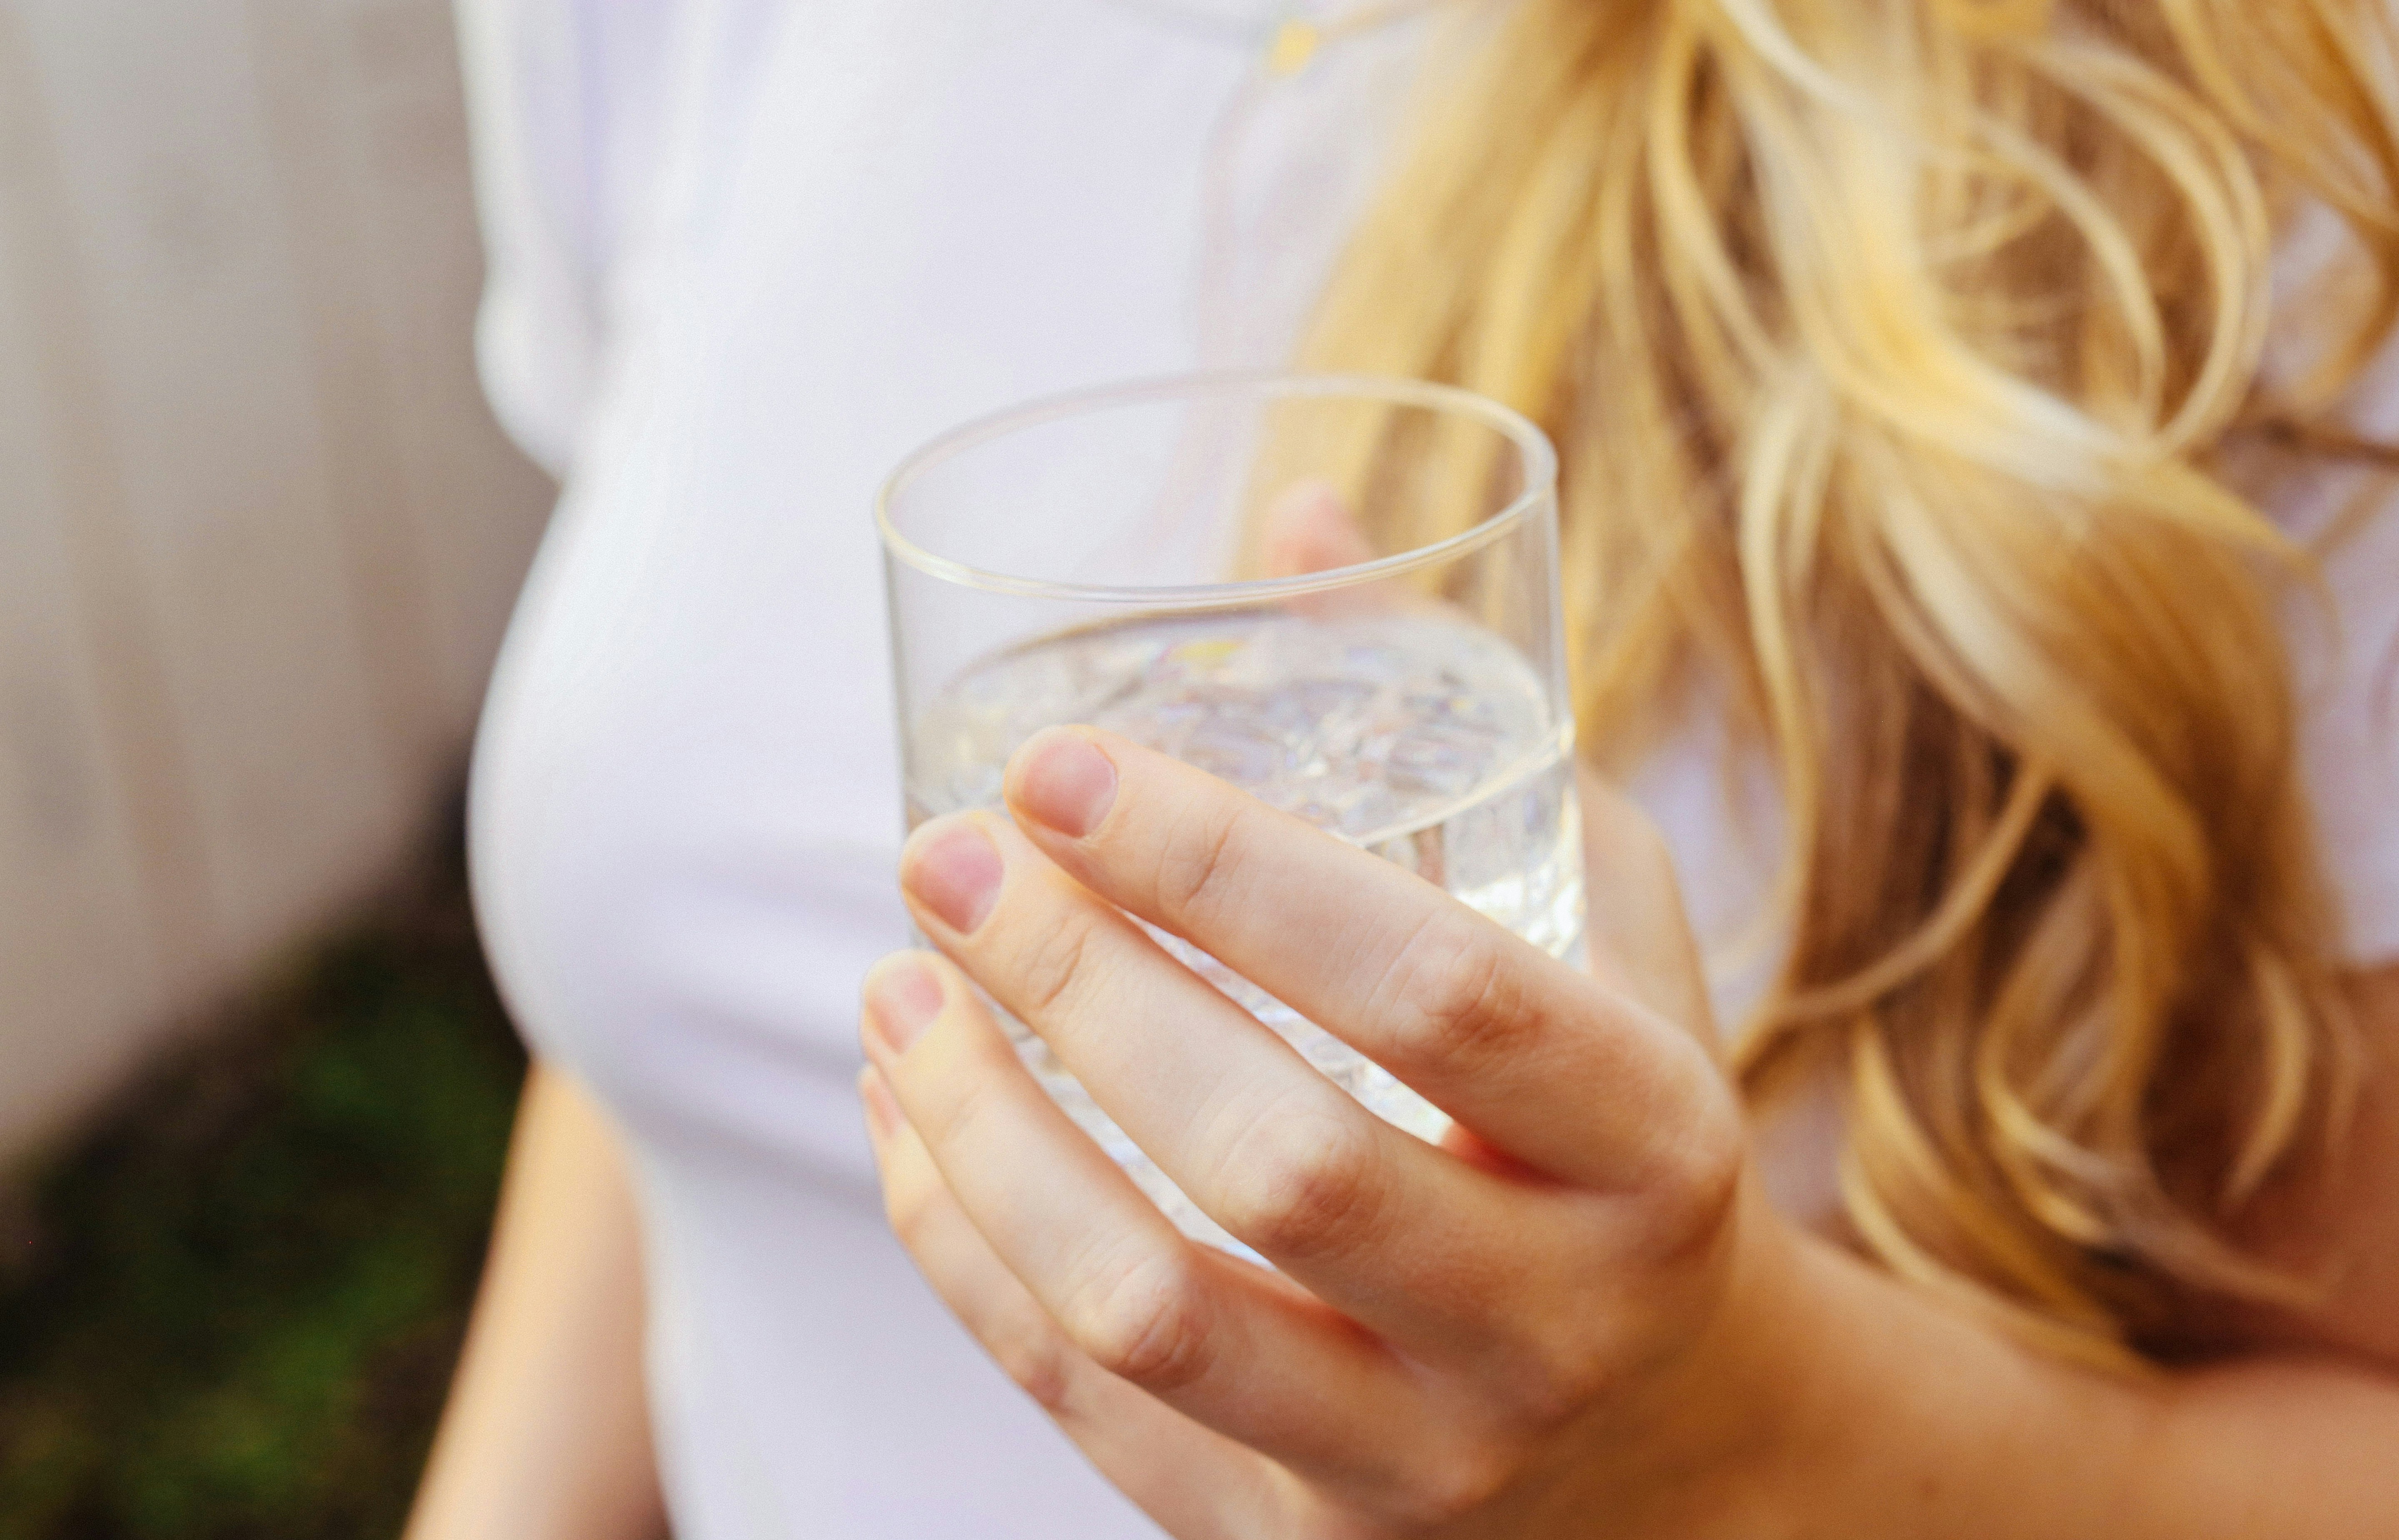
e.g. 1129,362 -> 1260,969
906,607 -> 1585,1253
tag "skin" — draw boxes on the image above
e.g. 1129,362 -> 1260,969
403,1064 -> 667,1540
859,725 -> 2399,1538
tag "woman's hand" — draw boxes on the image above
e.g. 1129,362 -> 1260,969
856,727 -> 1812,1537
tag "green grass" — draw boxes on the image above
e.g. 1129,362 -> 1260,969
0,829 -> 526,1540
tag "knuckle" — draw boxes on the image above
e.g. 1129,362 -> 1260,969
881,1167 -> 943,1252
1058,1248 -> 1215,1393
1653,1095 -> 1747,1251
1379,911 -> 1525,1072
1616,1079 -> 1747,1265
1151,801 -> 1248,923
907,1058 -> 998,1155
1495,1334 -> 1619,1430
1011,908 -> 1103,1021
1211,1100 -> 1386,1261
1392,1436 -> 1519,1528
989,1323 -> 1078,1413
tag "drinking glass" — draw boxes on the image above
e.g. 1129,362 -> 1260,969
879,371 -> 1581,1254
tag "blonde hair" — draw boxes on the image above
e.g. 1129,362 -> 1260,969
1303,0 -> 2399,1364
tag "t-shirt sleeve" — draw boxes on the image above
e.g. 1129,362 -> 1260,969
454,0 -> 778,478
457,0 -> 715,480
2278,338 -> 2399,967
455,0 -> 603,478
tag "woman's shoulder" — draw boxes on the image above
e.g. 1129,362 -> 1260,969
457,0 -> 795,472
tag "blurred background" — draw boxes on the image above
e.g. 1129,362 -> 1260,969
0,1 -> 552,1533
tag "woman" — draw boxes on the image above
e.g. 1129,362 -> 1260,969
412,1 -> 2399,1536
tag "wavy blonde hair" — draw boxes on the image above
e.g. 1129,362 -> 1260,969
1302,0 -> 2399,1364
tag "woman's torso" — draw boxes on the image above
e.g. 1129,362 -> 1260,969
463,5 -> 2399,1535
468,5 -> 1429,1534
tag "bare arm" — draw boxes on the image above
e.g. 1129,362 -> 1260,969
404,1063 -> 667,1540
1753,960 -> 2399,1539
854,732 -> 2399,1538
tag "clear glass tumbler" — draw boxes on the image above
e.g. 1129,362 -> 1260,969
879,371 -> 1582,1253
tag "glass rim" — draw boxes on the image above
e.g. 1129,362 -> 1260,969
875,369 -> 1560,605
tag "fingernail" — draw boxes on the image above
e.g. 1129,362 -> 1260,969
902,818 -> 1003,933
863,954 -> 944,1054
1010,729 -> 1117,838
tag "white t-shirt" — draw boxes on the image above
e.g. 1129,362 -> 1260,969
456,5 -> 2399,1537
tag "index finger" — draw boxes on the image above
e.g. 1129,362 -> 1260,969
1000,726 -> 1735,1194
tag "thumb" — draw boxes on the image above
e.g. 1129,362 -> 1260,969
1258,477 -> 1375,578
1576,763 -> 1720,1057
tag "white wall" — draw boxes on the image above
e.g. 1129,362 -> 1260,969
0,0 -> 552,1163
